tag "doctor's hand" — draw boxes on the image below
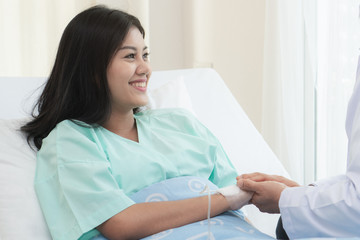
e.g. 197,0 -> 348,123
236,178 -> 287,213
237,172 -> 300,187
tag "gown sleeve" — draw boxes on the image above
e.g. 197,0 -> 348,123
176,109 -> 238,188
35,120 -> 135,240
209,139 -> 239,188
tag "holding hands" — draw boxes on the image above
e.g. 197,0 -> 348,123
236,173 -> 300,213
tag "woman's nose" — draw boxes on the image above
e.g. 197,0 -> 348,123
136,59 -> 151,76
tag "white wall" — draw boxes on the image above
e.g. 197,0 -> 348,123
149,0 -> 266,130
213,1 -> 265,130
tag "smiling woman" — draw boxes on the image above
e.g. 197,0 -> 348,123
104,26 -> 151,140
106,26 -> 151,121
18,5 -> 265,240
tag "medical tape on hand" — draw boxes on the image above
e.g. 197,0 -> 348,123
217,185 -> 253,210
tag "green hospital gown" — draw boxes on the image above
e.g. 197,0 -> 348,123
34,108 -> 238,240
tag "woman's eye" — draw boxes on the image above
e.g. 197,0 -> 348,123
143,53 -> 150,60
125,53 -> 135,59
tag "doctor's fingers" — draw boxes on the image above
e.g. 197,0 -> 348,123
262,175 -> 300,187
239,179 -> 281,194
280,177 -> 300,187
238,172 -> 273,182
238,173 -> 300,188
237,178 -> 262,192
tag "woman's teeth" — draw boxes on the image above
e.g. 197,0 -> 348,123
132,82 -> 146,87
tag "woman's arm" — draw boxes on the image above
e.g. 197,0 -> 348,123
97,194 -> 229,240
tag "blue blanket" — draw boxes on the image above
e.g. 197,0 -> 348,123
93,176 -> 273,240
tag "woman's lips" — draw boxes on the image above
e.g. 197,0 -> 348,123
129,80 -> 147,92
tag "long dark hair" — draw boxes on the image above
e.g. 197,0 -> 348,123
21,5 -> 145,150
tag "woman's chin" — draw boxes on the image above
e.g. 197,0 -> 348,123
135,100 -> 149,109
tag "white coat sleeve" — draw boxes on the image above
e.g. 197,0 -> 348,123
278,56 -> 360,239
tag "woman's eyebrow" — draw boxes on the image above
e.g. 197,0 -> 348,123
118,46 -> 148,51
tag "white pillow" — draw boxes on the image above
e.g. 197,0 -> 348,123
0,79 -> 194,240
146,77 -> 195,114
0,119 -> 51,240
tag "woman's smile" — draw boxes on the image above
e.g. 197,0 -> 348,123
129,79 -> 147,92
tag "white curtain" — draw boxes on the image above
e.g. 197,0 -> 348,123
0,0 -> 92,76
262,0 -> 312,184
0,0 -> 149,77
316,0 -> 360,179
262,0 -> 360,183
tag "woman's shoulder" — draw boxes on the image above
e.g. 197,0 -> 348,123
45,119 -> 98,143
54,119 -> 94,132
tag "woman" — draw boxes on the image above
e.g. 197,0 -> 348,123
22,6 -> 253,240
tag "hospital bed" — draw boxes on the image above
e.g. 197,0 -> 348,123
0,68 -> 289,239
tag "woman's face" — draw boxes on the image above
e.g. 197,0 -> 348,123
107,26 -> 151,114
